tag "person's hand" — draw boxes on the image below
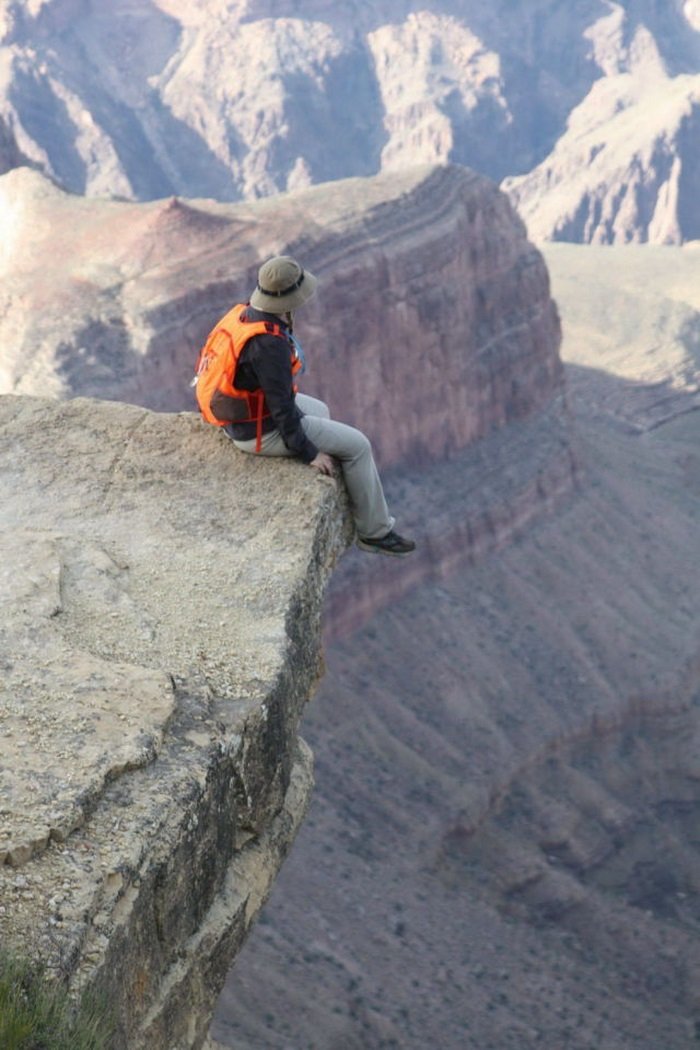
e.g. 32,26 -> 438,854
309,452 -> 336,476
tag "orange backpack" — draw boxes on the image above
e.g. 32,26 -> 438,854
193,303 -> 301,451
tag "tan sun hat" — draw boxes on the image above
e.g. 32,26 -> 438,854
249,255 -> 318,314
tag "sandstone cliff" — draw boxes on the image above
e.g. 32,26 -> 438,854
1,0 -> 700,241
0,161 -> 563,470
0,394 -> 352,1049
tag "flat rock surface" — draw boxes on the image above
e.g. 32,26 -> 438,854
543,242 -> 700,429
0,395 -> 347,868
1,528 -> 175,865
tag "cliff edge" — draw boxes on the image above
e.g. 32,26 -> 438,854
0,394 -> 353,1048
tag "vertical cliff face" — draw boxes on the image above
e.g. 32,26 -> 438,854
0,395 -> 353,1048
295,165 -> 564,469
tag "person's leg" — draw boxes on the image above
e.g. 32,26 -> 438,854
298,414 -> 394,539
295,392 -> 331,420
227,399 -> 410,547
225,393 -> 330,457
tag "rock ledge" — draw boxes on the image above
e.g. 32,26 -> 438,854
0,394 -> 352,1048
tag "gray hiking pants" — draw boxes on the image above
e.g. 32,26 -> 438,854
232,393 -> 394,539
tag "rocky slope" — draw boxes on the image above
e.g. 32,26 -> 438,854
0,394 -> 353,1049
215,415 -> 700,1050
210,244 -> 700,1050
1,0 -> 700,241
0,161 -> 563,470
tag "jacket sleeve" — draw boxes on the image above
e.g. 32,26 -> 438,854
246,334 -> 319,463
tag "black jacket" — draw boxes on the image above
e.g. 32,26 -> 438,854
227,305 -> 318,463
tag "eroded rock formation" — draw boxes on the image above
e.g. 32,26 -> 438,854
0,395 -> 353,1048
1,0 -> 700,241
504,71 -> 700,244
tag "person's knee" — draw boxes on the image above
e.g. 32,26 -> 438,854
298,393 -> 330,420
349,430 -> 372,461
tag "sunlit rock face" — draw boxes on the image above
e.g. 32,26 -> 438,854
499,3 -> 700,244
1,0 -> 700,241
503,71 -> 700,245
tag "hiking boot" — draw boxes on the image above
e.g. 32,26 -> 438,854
356,529 -> 416,557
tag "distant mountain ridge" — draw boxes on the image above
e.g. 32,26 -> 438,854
1,0 -> 700,243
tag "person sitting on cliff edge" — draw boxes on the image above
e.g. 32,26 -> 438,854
193,255 -> 416,557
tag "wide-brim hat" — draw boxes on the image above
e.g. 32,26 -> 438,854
249,255 -> 318,314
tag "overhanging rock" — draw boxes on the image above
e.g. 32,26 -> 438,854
0,394 -> 353,1048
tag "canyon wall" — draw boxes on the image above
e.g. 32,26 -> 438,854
324,238 -> 700,637
221,406 -> 700,1050
0,161 -> 564,470
1,0 -> 700,241
0,394 -> 353,1048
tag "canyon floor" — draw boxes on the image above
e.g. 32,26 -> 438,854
209,245 -> 700,1050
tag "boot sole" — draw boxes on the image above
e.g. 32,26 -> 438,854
356,539 -> 415,557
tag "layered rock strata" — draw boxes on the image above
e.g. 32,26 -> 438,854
0,394 -> 352,1049
324,396 -> 577,640
325,237 -> 700,638
208,241 -> 700,1048
0,162 -> 564,471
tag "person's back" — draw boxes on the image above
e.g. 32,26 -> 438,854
195,255 -> 415,557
